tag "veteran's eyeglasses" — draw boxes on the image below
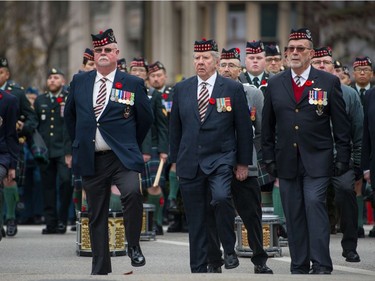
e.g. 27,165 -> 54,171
286,46 -> 311,53
94,47 -> 117,54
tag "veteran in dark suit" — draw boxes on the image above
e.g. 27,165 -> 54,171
0,90 -> 20,241
64,28 -> 153,275
362,87 -> 375,206
169,39 -> 253,273
262,28 -> 351,274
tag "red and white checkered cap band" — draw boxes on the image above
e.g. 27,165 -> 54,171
246,47 -> 263,54
313,49 -> 331,58
130,61 -> 146,67
93,38 -> 110,48
221,52 -> 238,60
289,32 -> 312,41
194,44 -> 214,52
84,53 -> 94,61
353,60 -> 371,68
148,65 -> 161,74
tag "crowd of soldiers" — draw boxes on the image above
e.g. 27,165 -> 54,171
0,26 -> 375,275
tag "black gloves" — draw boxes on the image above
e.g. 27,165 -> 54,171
334,162 -> 349,177
265,161 -> 278,178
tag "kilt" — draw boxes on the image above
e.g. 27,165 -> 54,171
141,147 -> 165,190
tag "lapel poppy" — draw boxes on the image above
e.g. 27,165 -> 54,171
56,97 -> 64,104
305,80 -> 313,86
162,93 -> 168,100
209,98 -> 216,105
115,82 -> 123,89
261,79 -> 267,85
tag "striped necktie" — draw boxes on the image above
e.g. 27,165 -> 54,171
198,82 -> 209,122
294,75 -> 301,87
253,77 -> 260,88
94,77 -> 107,118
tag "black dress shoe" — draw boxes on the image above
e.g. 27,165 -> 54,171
154,224 -> 164,235
369,227 -> 375,237
342,250 -> 360,262
168,199 -> 178,213
277,225 -> 288,238
1,227 -> 6,238
42,226 -> 58,234
6,219 -> 17,237
309,267 -> 331,274
128,246 -> 146,267
224,253 -> 239,269
57,222 -> 67,234
207,264 -> 222,273
254,264 -> 273,274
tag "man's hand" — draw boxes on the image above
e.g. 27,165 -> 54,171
235,164 -> 248,181
16,120 -> 24,132
334,162 -> 349,177
65,154 -> 72,168
265,161 -> 278,178
143,154 -> 151,163
364,170 -> 371,184
7,169 -> 16,183
159,153 -> 168,162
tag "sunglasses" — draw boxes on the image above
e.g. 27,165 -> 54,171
286,46 -> 311,53
93,47 -> 117,54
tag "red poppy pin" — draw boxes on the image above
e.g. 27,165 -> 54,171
115,82 -> 122,89
0,93 -> 2,99
56,97 -> 64,104
305,80 -> 313,86
162,93 -> 168,100
209,98 -> 216,105
261,79 -> 267,85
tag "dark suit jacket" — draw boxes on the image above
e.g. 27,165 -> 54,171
169,74 -> 253,179
141,88 -> 168,154
361,88 -> 375,184
3,81 -> 38,138
0,90 -> 20,169
262,67 -> 351,179
64,70 -> 153,176
34,90 -> 71,158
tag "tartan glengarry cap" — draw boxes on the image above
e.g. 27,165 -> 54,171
117,58 -> 127,70
246,40 -> 264,54
130,57 -> 148,69
0,57 -> 9,68
47,67 -> 64,77
148,61 -> 165,74
353,56 -> 372,68
312,47 -> 332,58
83,48 -> 94,61
221,48 -> 241,60
265,44 -> 281,56
91,28 -> 117,48
194,38 -> 218,52
289,28 -> 313,42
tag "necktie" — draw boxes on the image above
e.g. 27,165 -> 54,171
253,77 -> 260,88
294,76 -> 301,87
360,88 -> 366,105
94,77 -> 107,118
198,82 -> 209,122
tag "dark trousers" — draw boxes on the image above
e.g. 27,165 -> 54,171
82,151 -> 143,275
331,169 -> 358,251
207,176 -> 268,267
279,157 -> 332,274
40,156 -> 72,227
179,164 -> 236,273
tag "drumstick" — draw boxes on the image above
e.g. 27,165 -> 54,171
153,160 -> 164,187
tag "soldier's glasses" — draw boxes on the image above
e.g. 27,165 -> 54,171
94,48 -> 117,54
219,63 -> 240,69
286,46 -> 311,53
354,68 -> 372,73
311,60 -> 333,66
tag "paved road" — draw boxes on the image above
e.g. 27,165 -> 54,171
0,224 -> 374,281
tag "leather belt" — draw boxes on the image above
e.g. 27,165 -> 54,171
95,150 -> 112,155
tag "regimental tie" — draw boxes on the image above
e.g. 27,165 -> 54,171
360,88 -> 366,105
294,75 -> 301,87
253,77 -> 260,88
198,82 -> 209,123
94,77 -> 107,118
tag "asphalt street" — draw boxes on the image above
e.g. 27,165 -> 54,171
0,224 -> 374,281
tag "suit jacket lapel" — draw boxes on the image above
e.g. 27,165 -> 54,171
203,75 -> 222,123
86,71 -> 96,119
281,69 -> 296,103
299,67 -> 319,104
189,77 -> 200,122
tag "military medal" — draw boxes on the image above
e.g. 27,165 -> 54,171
110,89 -> 116,101
225,97 -> 232,112
216,98 -> 222,112
309,91 -> 314,105
124,106 -> 130,118
250,106 -> 256,121
60,102 -> 65,117
129,93 -> 135,106
317,91 -> 323,105
322,91 -> 328,106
